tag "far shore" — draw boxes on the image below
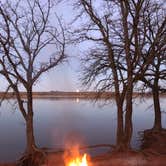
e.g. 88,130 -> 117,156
0,91 -> 165,99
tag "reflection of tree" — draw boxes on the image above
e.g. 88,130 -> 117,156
0,0 -> 66,163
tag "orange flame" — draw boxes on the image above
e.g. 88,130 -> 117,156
67,153 -> 88,166
64,145 -> 89,166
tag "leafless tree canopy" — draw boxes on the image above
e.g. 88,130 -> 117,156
72,0 -> 166,91
0,0 -> 66,154
0,0 -> 66,116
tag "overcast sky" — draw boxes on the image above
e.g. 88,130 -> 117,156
33,49 -> 81,92
35,0 -> 82,92
34,1 -> 81,92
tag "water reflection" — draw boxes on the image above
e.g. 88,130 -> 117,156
0,98 -> 166,162
76,98 -> 80,103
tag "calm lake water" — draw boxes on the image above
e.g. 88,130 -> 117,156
0,98 -> 166,162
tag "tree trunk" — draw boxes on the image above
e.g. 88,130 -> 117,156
120,0 -> 133,150
26,114 -> 36,154
124,81 -> 133,149
116,102 -> 124,150
152,86 -> 162,130
26,86 -> 36,154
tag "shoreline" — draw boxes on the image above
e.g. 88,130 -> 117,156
1,150 -> 166,166
0,91 -> 165,99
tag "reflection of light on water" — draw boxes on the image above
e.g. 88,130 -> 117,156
76,98 -> 80,103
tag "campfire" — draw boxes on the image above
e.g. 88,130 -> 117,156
65,153 -> 88,166
64,145 -> 90,166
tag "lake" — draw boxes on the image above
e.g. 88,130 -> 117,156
0,97 -> 166,162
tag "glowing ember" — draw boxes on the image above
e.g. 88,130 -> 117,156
67,153 -> 88,166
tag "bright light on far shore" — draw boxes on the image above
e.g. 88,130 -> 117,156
76,89 -> 80,92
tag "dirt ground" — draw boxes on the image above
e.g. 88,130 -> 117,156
45,151 -> 166,166
0,151 -> 166,166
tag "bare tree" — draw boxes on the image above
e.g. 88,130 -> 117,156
139,8 -> 166,130
134,1 -> 166,131
139,55 -> 166,131
71,0 -> 166,150
0,0 -> 66,156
